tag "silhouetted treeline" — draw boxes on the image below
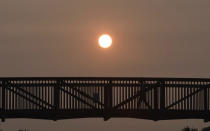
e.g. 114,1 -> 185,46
202,126 -> 210,131
18,129 -> 30,131
0,125 -> 210,131
182,126 -> 210,131
182,127 -> 197,131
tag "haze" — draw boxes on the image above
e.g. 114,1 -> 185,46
0,0 -> 210,130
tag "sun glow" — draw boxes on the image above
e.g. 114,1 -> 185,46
98,34 -> 112,48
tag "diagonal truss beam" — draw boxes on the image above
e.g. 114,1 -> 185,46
114,83 -> 157,109
59,87 -> 97,109
5,86 -> 48,109
62,82 -> 104,107
7,83 -> 54,108
165,87 -> 204,110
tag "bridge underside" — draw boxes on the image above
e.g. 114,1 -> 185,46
0,77 -> 210,122
1,110 -> 210,122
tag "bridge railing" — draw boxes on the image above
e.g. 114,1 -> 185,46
0,77 -> 210,121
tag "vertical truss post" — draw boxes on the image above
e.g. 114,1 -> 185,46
54,80 -> 61,121
204,86 -> 207,112
204,85 -> 208,122
159,80 -> 165,120
104,80 -> 112,121
1,80 -> 6,122
154,82 -> 158,120
154,86 -> 158,111
160,80 -> 165,112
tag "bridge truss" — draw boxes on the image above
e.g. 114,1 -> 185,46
0,77 -> 210,122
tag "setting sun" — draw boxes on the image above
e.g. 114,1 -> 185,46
98,34 -> 112,48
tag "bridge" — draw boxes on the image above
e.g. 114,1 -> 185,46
0,77 -> 210,122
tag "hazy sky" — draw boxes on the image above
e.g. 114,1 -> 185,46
1,0 -> 210,130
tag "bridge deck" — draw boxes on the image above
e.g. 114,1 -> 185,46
0,77 -> 210,122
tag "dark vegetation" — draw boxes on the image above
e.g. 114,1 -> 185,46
202,126 -> 210,131
0,125 -> 210,131
182,126 -> 210,131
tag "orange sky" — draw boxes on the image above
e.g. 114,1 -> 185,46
0,0 -> 210,130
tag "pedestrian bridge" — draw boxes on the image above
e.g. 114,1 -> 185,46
0,77 -> 210,122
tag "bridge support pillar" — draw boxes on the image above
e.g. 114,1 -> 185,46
104,80 -> 112,121
159,81 -> 165,120
204,86 -> 208,111
204,85 -> 209,122
53,80 -> 61,121
154,83 -> 158,121
160,80 -> 165,111
1,80 -> 6,122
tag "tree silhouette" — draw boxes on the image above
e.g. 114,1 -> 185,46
202,126 -> 210,131
191,128 -> 198,131
182,127 -> 198,131
18,129 -> 30,131
182,127 -> 190,131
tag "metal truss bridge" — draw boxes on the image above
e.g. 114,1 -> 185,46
0,77 -> 210,122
